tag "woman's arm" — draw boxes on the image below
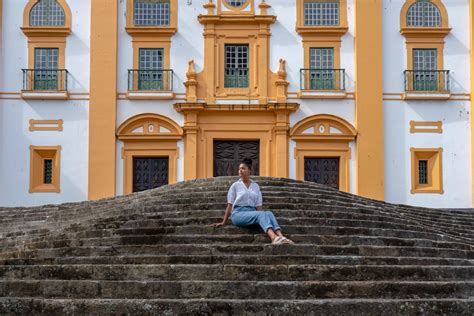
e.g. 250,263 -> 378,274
212,203 -> 233,227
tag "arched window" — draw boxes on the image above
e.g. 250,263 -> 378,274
30,0 -> 66,26
407,1 -> 441,27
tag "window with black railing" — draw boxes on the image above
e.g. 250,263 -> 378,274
224,44 -> 249,88
404,70 -> 449,92
300,69 -> 345,91
22,69 -> 68,91
128,48 -> 173,92
23,48 -> 68,91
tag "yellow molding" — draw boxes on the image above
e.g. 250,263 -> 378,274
29,119 -> 63,131
354,0 -> 384,200
88,0 -> 118,200
29,145 -> 61,193
471,0 -> 474,206
116,113 -> 183,139
410,147 -> 444,194
290,114 -> 357,139
409,120 -> 443,134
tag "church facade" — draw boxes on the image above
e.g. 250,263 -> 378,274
0,0 -> 473,208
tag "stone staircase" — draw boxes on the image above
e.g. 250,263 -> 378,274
0,177 -> 473,315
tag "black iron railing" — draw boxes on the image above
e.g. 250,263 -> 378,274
300,68 -> 345,91
224,68 -> 249,88
128,69 -> 173,91
22,69 -> 68,91
404,70 -> 450,92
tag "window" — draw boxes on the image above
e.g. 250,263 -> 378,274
412,48 -> 438,91
30,0 -> 65,26
134,0 -> 170,26
224,44 -> 249,88
410,148 -> 443,194
29,146 -> 61,193
138,48 -> 164,90
407,1 -> 441,27
225,0 -> 247,8
34,48 -> 59,90
309,48 -> 335,90
418,160 -> 428,184
304,0 -> 339,26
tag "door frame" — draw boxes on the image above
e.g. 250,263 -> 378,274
213,139 -> 260,177
132,156 -> 170,193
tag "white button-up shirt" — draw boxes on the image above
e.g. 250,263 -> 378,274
227,179 -> 263,210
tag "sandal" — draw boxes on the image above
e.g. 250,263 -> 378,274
279,236 -> 294,244
272,236 -> 284,244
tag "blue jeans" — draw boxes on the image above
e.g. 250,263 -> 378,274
231,206 -> 281,233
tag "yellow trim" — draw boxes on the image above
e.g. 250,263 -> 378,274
410,147 -> 444,194
88,0 -> 118,200
29,145 -> 61,193
29,119 -> 63,131
471,0 -> 474,206
400,0 -> 449,29
290,114 -> 357,140
409,120 -> 442,134
354,0 -> 384,200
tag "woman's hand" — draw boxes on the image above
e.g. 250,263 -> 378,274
210,221 -> 226,228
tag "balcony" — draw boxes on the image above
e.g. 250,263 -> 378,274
127,69 -> 174,99
21,69 -> 69,99
403,70 -> 450,100
298,68 -> 346,99
224,68 -> 249,89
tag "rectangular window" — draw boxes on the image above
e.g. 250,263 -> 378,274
410,148 -> 443,194
138,48 -> 164,90
34,48 -> 59,90
43,159 -> 53,184
304,0 -> 339,26
224,44 -> 249,88
309,48 -> 335,90
29,146 -> 61,193
412,48 -> 438,91
418,160 -> 428,185
134,0 -> 170,26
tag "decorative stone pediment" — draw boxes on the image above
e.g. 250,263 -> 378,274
117,113 -> 183,140
290,114 -> 357,141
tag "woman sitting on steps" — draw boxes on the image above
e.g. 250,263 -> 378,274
212,158 -> 294,245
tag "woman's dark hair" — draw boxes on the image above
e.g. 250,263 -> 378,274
241,158 -> 252,170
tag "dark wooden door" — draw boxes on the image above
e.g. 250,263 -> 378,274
304,158 -> 339,189
214,141 -> 259,176
133,157 -> 169,192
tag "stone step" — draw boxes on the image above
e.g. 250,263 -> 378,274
0,280 -> 472,299
1,264 -> 473,282
3,244 -> 473,260
3,254 -> 472,267
4,234 -> 471,253
0,298 -> 472,315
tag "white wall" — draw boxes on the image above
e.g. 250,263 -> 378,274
382,0 -> 472,207
0,0 -> 91,207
